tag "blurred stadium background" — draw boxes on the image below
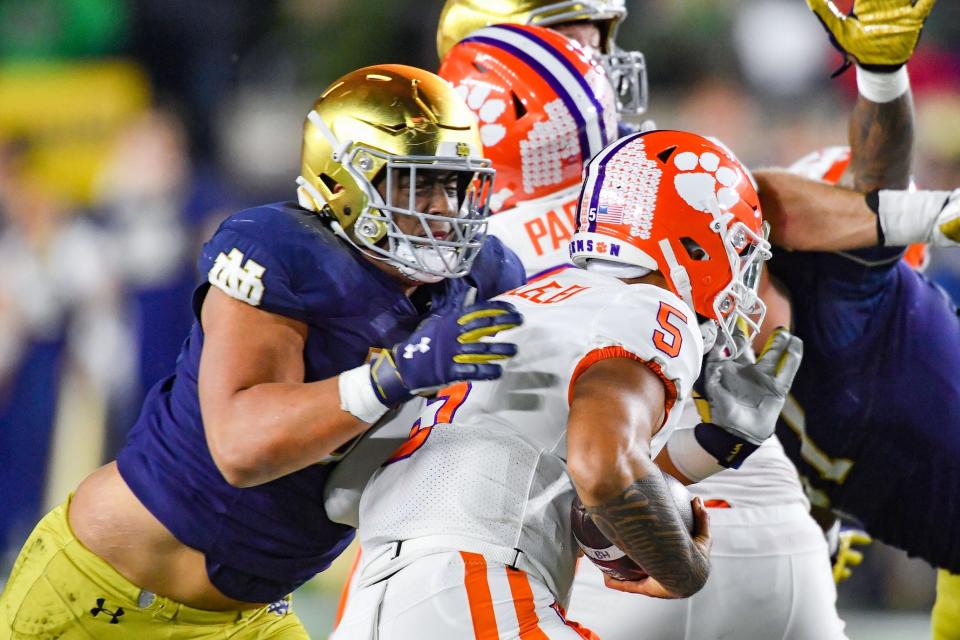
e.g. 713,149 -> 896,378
0,0 -> 957,637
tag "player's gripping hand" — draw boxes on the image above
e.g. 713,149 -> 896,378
602,497 -> 712,599
369,301 -> 523,406
807,0 -> 936,71
694,328 -> 803,468
826,521 -> 873,583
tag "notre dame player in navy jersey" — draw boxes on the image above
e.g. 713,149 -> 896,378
752,1 -> 960,635
762,146 -> 960,571
0,65 -> 525,637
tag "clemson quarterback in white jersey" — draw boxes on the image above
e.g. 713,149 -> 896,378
330,126 -> 782,639
434,4 -> 847,639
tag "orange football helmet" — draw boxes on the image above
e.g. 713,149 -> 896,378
438,24 -> 618,213
570,130 -> 771,357
788,146 -> 928,271
436,0 -> 649,120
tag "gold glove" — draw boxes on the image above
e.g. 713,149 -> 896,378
806,0 -> 936,70
833,528 -> 873,583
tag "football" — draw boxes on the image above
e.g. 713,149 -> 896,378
571,470 -> 695,581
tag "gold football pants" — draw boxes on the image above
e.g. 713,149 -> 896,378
0,499 -> 309,639
933,570 -> 960,640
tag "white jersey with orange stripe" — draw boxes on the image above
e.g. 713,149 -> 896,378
486,185 -> 581,280
356,267 -> 703,605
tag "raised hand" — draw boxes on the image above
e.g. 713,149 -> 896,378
695,328 -> 804,468
806,0 -> 937,71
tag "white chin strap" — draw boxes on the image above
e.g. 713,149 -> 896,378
698,319 -> 718,353
584,259 -> 651,278
657,238 -> 695,313
394,244 -> 455,283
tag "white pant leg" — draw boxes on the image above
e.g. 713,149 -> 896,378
566,505 -> 848,640
336,550 -> 595,639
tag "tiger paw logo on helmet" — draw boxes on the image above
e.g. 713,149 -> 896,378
672,151 -> 745,213
439,24 -> 618,212
454,79 -> 581,197
455,83 -> 508,147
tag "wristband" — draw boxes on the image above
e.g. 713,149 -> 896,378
665,427 -> 725,483
871,189 -> 956,246
368,349 -> 411,406
338,363 -> 390,424
694,422 -> 759,469
856,65 -> 910,104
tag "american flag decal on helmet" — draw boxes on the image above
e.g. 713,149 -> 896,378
595,203 -> 625,224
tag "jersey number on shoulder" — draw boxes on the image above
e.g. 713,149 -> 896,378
653,302 -> 687,358
382,382 -> 473,466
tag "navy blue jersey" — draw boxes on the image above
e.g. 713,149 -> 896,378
770,246 -> 960,570
116,202 -> 525,602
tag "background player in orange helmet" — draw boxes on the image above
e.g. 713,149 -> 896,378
438,23 -> 618,279
436,0 -> 648,127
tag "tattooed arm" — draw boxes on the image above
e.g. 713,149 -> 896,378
845,90 -> 914,192
566,357 -> 711,598
755,89 -> 915,251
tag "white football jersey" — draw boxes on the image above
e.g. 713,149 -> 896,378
486,185 -> 580,279
357,268 -> 703,604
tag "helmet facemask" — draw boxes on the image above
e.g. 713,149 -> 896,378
297,109 -> 495,283
521,1 -> 648,121
356,151 -> 494,282
601,47 -> 648,122
708,211 -> 771,357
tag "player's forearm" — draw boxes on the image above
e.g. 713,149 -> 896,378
582,470 -> 709,598
848,90 -> 914,192
755,169 -> 879,250
204,377 -> 367,487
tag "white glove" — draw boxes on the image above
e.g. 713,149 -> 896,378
699,327 -> 804,453
667,328 -> 803,482
873,188 -> 960,247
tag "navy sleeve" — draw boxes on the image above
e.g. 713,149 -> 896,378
768,247 -> 898,353
467,235 -> 527,300
197,211 -> 310,324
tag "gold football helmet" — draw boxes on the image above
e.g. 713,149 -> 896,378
298,64 -> 495,282
436,0 -> 647,119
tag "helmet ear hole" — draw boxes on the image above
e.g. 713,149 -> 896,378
680,237 -> 709,261
511,92 -> 527,119
656,145 -> 678,164
319,173 -> 340,193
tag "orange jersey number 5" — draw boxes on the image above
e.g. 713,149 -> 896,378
653,302 -> 687,358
